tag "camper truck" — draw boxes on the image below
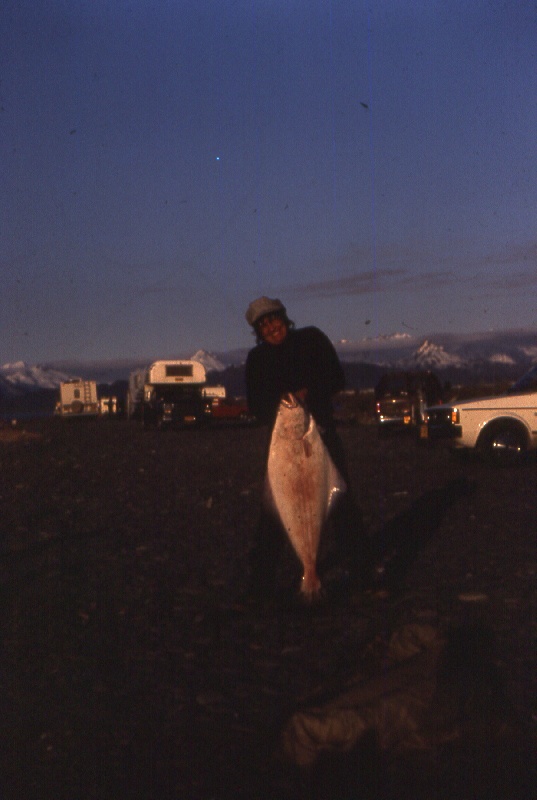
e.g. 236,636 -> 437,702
56,380 -> 99,417
127,360 -> 210,428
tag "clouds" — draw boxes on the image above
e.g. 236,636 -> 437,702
287,268 -> 401,297
474,241 -> 537,269
286,266 -> 454,298
285,239 -> 537,302
485,269 -> 537,294
1,1 -> 536,362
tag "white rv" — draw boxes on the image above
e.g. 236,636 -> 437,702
56,380 -> 99,417
127,360 -> 209,427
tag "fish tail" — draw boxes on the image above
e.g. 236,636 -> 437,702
300,563 -> 321,597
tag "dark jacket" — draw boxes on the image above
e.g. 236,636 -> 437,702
245,326 -> 345,430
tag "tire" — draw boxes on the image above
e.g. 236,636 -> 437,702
477,422 -> 528,464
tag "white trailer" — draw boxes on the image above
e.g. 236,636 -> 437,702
56,380 -> 99,417
127,360 -> 209,427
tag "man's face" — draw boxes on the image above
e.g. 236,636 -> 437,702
257,312 -> 288,345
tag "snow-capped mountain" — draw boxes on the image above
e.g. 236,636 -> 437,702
338,332 -> 413,348
335,328 -> 536,371
520,345 -> 537,361
401,340 -> 464,370
336,332 -> 414,365
0,361 -> 78,393
2,328 -> 535,406
488,353 -> 516,365
190,350 -> 226,372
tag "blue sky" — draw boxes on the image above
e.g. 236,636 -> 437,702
2,0 -> 536,364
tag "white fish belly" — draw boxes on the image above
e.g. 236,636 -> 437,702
265,400 -> 346,591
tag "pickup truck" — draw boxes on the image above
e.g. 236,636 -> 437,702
425,365 -> 537,459
128,360 -> 210,429
375,370 -> 443,434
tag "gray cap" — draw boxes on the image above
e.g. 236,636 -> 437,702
245,296 -> 286,327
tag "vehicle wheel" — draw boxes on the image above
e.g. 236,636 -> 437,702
477,423 -> 527,464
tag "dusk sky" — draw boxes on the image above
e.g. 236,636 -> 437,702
2,0 -> 536,366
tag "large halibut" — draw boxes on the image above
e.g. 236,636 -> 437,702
264,394 -> 347,597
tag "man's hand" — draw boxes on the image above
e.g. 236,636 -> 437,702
294,388 -> 308,405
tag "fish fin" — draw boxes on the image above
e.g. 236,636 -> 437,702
263,476 -> 287,531
263,475 -> 275,511
301,565 -> 321,598
326,460 -> 347,510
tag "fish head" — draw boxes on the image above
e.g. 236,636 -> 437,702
275,394 -> 310,439
280,392 -> 301,409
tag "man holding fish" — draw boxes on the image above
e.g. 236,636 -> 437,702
244,296 -> 370,602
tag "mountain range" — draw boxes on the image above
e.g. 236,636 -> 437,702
1,328 -> 535,414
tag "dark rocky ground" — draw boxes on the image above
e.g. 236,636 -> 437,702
0,417 -> 535,799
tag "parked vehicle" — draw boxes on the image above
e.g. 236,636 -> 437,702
425,364 -> 537,460
201,385 -> 227,403
55,380 -> 99,417
210,397 -> 253,422
374,370 -> 443,434
202,385 -> 254,423
98,396 -> 118,416
127,360 -> 210,428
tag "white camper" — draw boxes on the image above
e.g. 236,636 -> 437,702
127,360 -> 209,427
56,380 -> 99,417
